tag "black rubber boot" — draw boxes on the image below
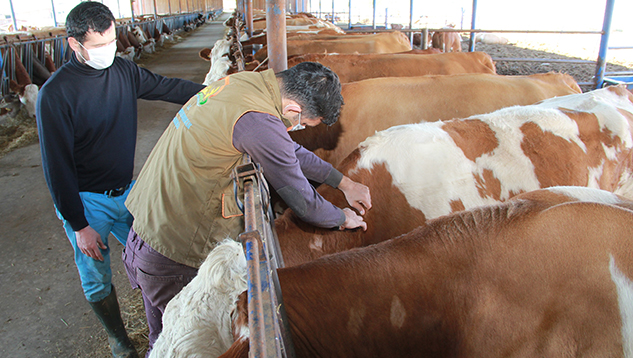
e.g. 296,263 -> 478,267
89,285 -> 139,358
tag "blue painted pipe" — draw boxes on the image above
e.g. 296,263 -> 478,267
9,0 -> 18,31
594,0 -> 615,89
469,0 -> 477,52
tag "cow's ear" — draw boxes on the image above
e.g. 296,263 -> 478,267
199,48 -> 212,61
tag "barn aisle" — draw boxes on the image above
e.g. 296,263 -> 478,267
0,14 -> 228,358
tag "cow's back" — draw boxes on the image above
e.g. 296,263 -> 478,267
287,51 -> 496,82
254,31 -> 412,61
292,72 -> 581,166
345,86 -> 633,222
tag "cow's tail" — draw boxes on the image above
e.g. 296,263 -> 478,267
150,239 -> 248,358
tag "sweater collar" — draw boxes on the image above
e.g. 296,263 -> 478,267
68,52 -> 109,76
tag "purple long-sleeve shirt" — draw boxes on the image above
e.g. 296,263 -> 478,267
233,111 -> 345,228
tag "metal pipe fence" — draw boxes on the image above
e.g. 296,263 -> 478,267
0,11 -> 221,98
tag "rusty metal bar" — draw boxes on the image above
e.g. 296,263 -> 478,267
240,230 -> 267,358
266,0 -> 287,72
246,0 -> 254,37
233,157 -> 295,358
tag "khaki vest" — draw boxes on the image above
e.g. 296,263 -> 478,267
126,70 -> 291,268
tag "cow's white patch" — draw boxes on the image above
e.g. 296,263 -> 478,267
545,186 -> 622,204
354,87 -> 633,220
609,255 -> 633,357
211,39 -> 231,63
603,142 -> 619,161
615,169 -> 633,199
587,160 -> 605,189
536,87 -> 633,149
347,304 -> 366,337
390,296 -> 406,329
150,239 -> 247,358
20,84 -> 38,119
356,122 -> 498,219
204,57 -> 231,85
309,235 -> 324,252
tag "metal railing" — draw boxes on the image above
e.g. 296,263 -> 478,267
233,156 -> 295,358
0,11 -> 220,98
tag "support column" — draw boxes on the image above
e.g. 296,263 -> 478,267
594,0 -> 615,89
468,0 -> 477,52
246,0 -> 253,37
267,0 -> 287,72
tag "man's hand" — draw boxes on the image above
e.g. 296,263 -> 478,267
338,176 -> 372,215
75,226 -> 107,261
341,208 -> 368,231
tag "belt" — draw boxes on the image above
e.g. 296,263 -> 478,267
90,183 -> 131,198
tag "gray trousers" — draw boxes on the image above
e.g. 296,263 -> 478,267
122,228 -> 198,356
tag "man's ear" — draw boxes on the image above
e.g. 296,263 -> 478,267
283,103 -> 301,115
68,37 -> 81,52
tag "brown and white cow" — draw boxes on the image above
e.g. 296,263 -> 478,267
221,186 -> 633,358
290,72 -> 582,167
253,31 -> 412,62
151,86 -> 633,357
285,51 -> 496,83
281,85 -> 633,265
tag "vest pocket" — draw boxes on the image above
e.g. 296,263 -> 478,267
221,185 -> 244,219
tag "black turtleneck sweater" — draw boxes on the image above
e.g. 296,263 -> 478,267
36,53 -> 205,231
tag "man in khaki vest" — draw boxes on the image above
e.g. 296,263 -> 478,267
123,62 -> 371,354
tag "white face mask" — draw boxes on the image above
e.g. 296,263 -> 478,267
288,112 -> 305,132
78,40 -> 117,70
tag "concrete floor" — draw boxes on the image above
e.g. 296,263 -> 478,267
0,16 -> 227,357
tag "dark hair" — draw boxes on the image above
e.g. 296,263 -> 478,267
276,62 -> 344,126
66,2 -> 115,43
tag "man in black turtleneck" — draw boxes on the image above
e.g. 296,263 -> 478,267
35,2 -> 204,357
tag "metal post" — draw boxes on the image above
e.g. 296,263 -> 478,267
372,0 -> 376,29
331,0 -> 334,25
9,0 -> 18,31
117,0 -> 122,18
409,0 -> 413,45
246,0 -> 253,37
51,0 -> 58,27
468,0 -> 477,52
234,159 -> 295,358
318,0 -> 321,19
130,0 -> 136,22
241,231 -> 267,358
384,7 -> 387,28
267,0 -> 288,72
153,0 -> 158,16
422,28 -> 428,49
594,0 -> 615,89
348,0 -> 351,29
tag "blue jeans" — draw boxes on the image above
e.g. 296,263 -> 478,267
55,183 -> 134,302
